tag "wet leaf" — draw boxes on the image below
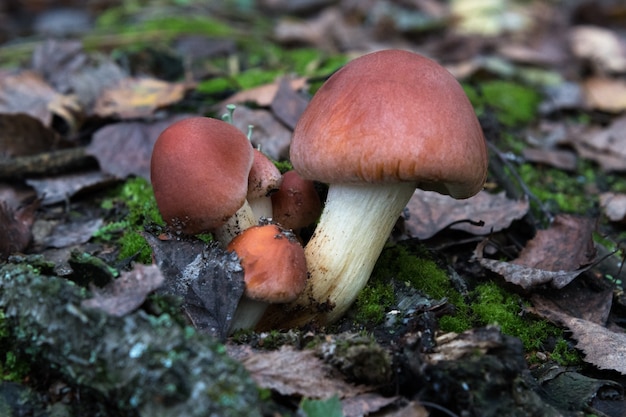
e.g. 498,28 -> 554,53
82,263 -> 164,317
143,231 -> 245,340
404,190 -> 528,240
270,77 -> 310,130
26,171 -> 116,206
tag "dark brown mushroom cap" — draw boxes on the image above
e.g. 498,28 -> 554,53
271,170 -> 321,230
151,116 -> 254,234
290,49 -> 488,199
227,224 -> 308,303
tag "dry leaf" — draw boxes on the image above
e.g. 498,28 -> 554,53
0,113 -> 64,158
513,214 -> 596,271
93,77 -> 191,119
600,192 -> 626,223
26,171 -> 116,206
572,116 -> 626,171
341,394 -> 404,417
522,147 -> 577,171
270,77 -> 309,130
569,25 -> 626,74
221,77 -> 307,108
37,218 -> 103,249
82,264 -> 164,317
86,114 -> 193,180
241,346 -> 367,399
531,296 -> 626,375
583,77 -> 626,113
475,241 -> 594,290
0,199 -> 39,260
0,70 -> 80,127
404,190 -> 528,240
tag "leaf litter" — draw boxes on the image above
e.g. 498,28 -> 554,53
2,1 -> 626,416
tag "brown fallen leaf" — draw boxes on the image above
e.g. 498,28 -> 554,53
86,114 -> 193,180
569,25 -> 626,74
522,147 -> 578,171
404,190 -> 528,240
0,70 -> 81,127
82,264 -> 164,317
0,198 -> 39,260
93,77 -> 193,119
600,192 -> 626,223
0,113 -> 65,158
26,170 -> 117,206
531,295 -> 626,375
513,214 -> 596,271
270,77 -> 309,130
341,394 -> 405,417
582,77 -> 626,113
572,116 -> 626,172
220,77 -> 307,108
240,345 -> 368,399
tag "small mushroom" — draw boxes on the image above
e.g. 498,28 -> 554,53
247,149 -> 283,220
263,49 -> 488,327
227,223 -> 308,332
271,170 -> 321,233
150,116 -> 256,245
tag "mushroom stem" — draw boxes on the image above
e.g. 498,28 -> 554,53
212,200 -> 256,246
229,297 -> 270,333
247,196 -> 274,221
259,181 -> 415,328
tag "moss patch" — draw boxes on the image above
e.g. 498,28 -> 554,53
94,177 -> 164,263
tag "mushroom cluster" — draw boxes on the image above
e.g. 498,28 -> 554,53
259,49 -> 488,329
150,116 -> 318,331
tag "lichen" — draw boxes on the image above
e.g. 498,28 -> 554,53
0,262 -> 261,416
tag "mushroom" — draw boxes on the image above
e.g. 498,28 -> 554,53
271,170 -> 321,233
247,149 -> 283,220
227,223 -> 308,332
262,49 -> 488,327
150,116 -> 256,245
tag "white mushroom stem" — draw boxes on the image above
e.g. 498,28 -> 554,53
247,195 -> 274,221
229,297 -> 270,333
264,181 -> 416,327
213,200 -> 256,247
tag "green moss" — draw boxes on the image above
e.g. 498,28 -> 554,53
517,162 -> 596,214
354,280 -> 394,325
549,338 -> 582,366
94,177 -> 163,263
0,312 -> 30,382
471,282 -> 560,350
480,80 -> 542,127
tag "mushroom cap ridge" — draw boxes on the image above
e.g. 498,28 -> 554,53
151,116 -> 254,234
290,49 -> 488,199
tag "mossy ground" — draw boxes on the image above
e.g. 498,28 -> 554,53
354,244 -> 578,363
94,176 -> 164,264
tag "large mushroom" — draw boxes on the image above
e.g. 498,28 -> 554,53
261,49 -> 488,327
151,116 -> 256,245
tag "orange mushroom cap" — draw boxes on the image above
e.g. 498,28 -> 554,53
151,117 -> 254,235
227,224 -> 307,303
290,49 -> 488,199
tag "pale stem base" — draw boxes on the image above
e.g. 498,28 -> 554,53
213,199 -> 256,247
229,297 -> 269,333
259,182 -> 416,328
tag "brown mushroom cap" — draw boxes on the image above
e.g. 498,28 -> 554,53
227,224 -> 307,303
151,116 -> 254,235
271,170 -> 321,230
290,49 -> 488,199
